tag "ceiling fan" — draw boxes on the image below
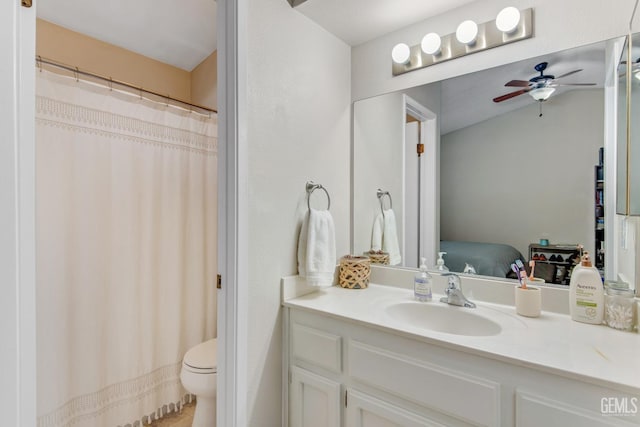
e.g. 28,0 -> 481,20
619,57 -> 640,80
492,62 -> 596,103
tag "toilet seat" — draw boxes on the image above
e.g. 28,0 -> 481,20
183,338 -> 217,374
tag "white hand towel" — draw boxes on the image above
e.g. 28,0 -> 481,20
370,209 -> 401,265
297,208 -> 336,287
371,214 -> 384,251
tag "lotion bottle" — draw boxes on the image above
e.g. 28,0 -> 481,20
414,257 -> 432,302
569,252 -> 604,324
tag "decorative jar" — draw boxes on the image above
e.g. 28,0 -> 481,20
604,282 -> 636,331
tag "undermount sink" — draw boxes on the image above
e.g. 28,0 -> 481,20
384,301 -> 502,336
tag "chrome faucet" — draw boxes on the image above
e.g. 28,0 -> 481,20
439,273 -> 476,308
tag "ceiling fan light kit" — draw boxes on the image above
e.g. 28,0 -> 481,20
392,7 -> 533,74
529,87 -> 556,101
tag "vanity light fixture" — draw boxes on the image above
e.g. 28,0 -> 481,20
456,20 -> 478,45
529,87 -> 555,101
496,7 -> 521,33
421,33 -> 442,55
392,8 -> 533,76
391,43 -> 411,64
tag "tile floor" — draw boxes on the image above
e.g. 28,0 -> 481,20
147,402 -> 195,427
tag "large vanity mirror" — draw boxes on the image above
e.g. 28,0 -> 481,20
353,39 -> 612,284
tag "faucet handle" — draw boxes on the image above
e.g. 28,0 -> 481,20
442,272 -> 461,290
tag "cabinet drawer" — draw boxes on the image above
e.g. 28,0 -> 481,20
516,390 -> 636,427
346,389 -> 447,427
292,323 -> 342,374
349,340 -> 500,426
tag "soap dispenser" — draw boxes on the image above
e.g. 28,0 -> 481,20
434,252 -> 449,272
414,257 -> 432,302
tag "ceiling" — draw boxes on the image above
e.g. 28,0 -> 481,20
440,41 -> 606,134
37,0 -> 217,71
295,0 -> 478,46
36,0 -> 607,131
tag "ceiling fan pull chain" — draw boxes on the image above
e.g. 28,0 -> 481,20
539,101 -> 543,118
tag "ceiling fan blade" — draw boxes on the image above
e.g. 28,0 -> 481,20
555,69 -> 583,79
552,83 -> 597,86
505,80 -> 530,87
493,88 -> 530,103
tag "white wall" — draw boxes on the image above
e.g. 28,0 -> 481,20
352,0 -> 634,102
440,89 -> 603,258
245,0 -> 351,424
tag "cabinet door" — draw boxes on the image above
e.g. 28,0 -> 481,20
346,389 -> 446,427
290,366 -> 342,427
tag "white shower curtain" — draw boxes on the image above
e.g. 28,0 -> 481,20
35,70 -> 217,427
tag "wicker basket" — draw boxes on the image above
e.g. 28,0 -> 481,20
338,255 -> 371,289
365,251 -> 390,265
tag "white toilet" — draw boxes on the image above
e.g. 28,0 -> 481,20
180,338 -> 217,427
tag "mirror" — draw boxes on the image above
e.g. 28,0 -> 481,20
617,32 -> 640,215
353,40 -> 609,284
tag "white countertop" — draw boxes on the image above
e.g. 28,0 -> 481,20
283,281 -> 640,393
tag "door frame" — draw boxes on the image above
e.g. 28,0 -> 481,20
402,95 -> 439,268
1,1 -> 247,425
0,1 -> 37,425
217,0 -> 248,425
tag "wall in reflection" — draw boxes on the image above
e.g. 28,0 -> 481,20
441,89 -> 604,258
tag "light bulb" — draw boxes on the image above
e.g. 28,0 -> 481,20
496,7 -> 521,33
391,43 -> 411,64
529,87 -> 555,101
421,33 -> 442,55
456,20 -> 478,45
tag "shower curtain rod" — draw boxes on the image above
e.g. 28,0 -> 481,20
36,56 -> 218,114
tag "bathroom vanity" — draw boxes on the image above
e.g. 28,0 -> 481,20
282,272 -> 640,427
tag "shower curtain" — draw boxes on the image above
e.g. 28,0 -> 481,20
35,70 -> 217,427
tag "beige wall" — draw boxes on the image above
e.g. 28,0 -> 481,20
36,19 -> 216,107
191,51 -> 217,110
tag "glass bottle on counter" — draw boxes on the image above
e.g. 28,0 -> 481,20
604,281 -> 636,332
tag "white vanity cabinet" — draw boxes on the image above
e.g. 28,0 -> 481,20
285,307 -> 639,427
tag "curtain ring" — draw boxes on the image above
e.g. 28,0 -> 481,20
74,67 -> 79,82
36,55 -> 42,72
108,77 -> 113,91
139,87 -> 143,100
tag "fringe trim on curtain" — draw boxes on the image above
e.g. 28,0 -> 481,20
36,95 -> 217,157
37,363 -> 190,427
138,394 -> 195,427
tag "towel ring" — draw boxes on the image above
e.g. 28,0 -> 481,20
377,189 -> 392,214
306,181 -> 331,211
